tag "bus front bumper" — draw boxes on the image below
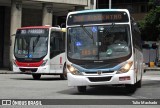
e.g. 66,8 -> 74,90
13,65 -> 50,74
67,70 -> 135,87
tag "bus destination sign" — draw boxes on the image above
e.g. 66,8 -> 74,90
67,11 -> 129,25
16,29 -> 48,36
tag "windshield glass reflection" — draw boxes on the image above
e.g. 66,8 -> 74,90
67,25 -> 131,61
14,29 -> 49,59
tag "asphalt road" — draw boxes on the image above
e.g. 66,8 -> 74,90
0,70 -> 160,108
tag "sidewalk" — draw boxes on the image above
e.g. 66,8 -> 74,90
144,67 -> 160,76
0,69 -> 14,74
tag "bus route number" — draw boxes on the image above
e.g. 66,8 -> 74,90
81,49 -> 97,56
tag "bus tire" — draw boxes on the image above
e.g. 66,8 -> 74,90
136,72 -> 142,88
125,84 -> 136,93
32,74 -> 41,80
60,64 -> 67,80
136,79 -> 142,88
136,78 -> 142,88
77,86 -> 86,93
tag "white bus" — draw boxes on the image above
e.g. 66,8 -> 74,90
66,9 -> 144,93
13,26 -> 67,80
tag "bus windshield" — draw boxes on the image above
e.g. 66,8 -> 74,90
67,24 -> 131,61
14,28 -> 49,59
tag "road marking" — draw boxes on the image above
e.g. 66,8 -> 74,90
142,76 -> 160,81
131,95 -> 152,99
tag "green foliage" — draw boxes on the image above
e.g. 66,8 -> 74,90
138,1 -> 160,41
148,0 -> 154,8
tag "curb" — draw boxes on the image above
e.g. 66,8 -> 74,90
0,72 -> 15,74
0,71 -> 20,74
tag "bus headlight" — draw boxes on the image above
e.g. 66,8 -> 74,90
117,61 -> 133,74
67,64 -> 82,75
41,59 -> 48,66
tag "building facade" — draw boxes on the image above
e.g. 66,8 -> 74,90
97,0 -> 149,21
0,0 -> 95,69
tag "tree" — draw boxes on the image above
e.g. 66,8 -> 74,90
138,0 -> 160,41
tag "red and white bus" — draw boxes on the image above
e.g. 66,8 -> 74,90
13,26 -> 67,80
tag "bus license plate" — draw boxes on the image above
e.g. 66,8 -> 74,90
25,71 -> 31,73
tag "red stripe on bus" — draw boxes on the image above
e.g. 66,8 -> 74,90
17,26 -> 50,29
60,57 -> 62,64
15,60 -> 44,67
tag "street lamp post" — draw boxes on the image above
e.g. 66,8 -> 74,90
93,0 -> 96,9
109,0 -> 112,9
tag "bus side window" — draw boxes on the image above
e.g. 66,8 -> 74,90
50,32 -> 54,52
132,23 -> 142,51
50,31 -> 64,59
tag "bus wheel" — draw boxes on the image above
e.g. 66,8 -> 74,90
60,65 -> 67,80
77,86 -> 86,93
32,74 -> 41,80
125,84 -> 136,93
136,79 -> 142,88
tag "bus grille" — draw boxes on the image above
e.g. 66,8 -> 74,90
88,76 -> 112,82
85,71 -> 114,74
19,68 -> 37,72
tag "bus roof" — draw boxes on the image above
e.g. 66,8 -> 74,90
17,26 -> 62,30
17,26 -> 51,30
67,9 -> 130,15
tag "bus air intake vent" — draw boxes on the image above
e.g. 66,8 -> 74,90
19,68 -> 37,72
88,76 -> 112,82
85,71 -> 114,74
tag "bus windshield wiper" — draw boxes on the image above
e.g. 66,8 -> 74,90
103,23 -> 115,37
32,41 -> 35,53
81,25 -> 94,43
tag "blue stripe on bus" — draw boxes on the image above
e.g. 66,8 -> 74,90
71,62 -> 126,72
